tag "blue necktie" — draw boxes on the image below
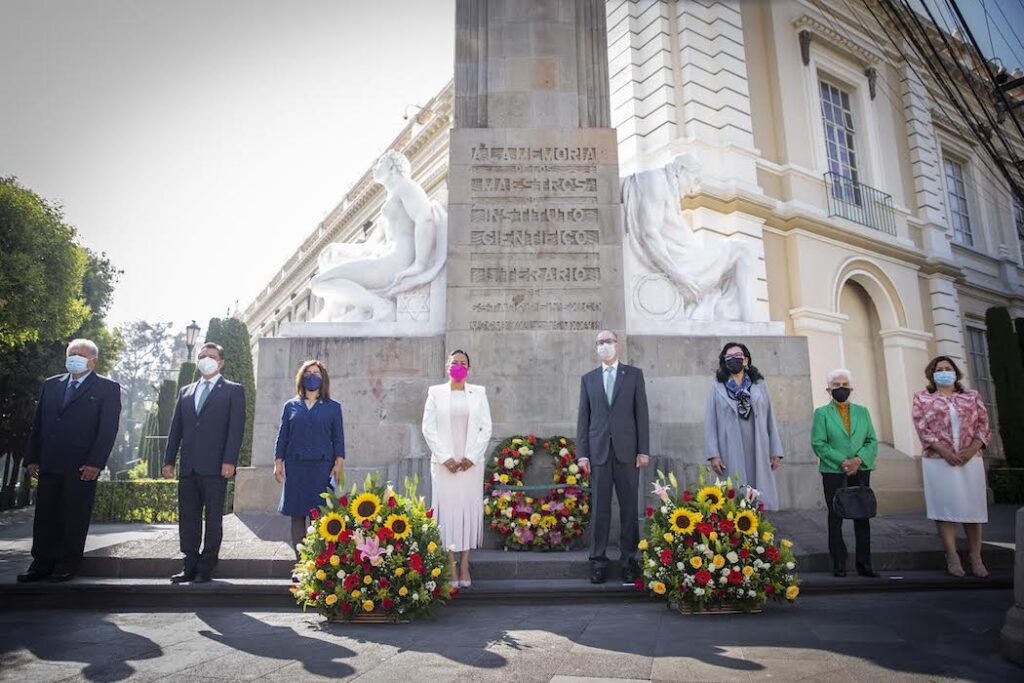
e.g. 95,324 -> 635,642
63,380 -> 80,408
604,367 -> 615,406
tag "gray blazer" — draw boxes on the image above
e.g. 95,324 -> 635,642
576,363 -> 650,466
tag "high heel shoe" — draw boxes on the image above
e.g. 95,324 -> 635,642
945,552 -> 965,577
969,555 -> 988,578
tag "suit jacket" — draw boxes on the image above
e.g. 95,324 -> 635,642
25,372 -> 122,475
911,388 -> 991,456
421,383 -> 493,467
811,401 -> 878,473
164,377 -> 246,476
575,363 -> 650,466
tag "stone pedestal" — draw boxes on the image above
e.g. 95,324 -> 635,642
1001,506 -> 1024,666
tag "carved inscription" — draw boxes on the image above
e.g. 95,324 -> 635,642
470,229 -> 599,247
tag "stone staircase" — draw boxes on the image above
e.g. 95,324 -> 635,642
872,443 -> 926,515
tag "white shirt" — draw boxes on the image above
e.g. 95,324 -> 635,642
194,374 -> 221,411
601,360 -> 619,374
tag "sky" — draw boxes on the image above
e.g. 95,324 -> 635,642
1,0 -> 1022,336
0,0 -> 455,336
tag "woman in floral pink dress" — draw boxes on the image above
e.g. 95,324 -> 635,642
911,355 -> 991,577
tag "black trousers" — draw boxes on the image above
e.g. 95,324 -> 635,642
30,472 -> 98,574
822,471 -> 872,569
589,443 -> 640,570
178,473 -> 228,574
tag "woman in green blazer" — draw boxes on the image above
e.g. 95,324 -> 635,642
811,369 -> 878,578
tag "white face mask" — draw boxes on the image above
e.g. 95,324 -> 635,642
197,357 -> 220,376
596,343 -> 616,361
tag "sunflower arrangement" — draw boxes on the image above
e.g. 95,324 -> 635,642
483,434 -> 591,551
637,468 -> 800,613
290,475 -> 455,622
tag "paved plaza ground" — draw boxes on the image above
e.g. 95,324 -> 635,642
0,589 -> 1018,682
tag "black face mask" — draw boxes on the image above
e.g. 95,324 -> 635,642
724,358 -> 745,374
831,387 -> 851,403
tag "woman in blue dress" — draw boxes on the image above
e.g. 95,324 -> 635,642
274,359 -> 345,559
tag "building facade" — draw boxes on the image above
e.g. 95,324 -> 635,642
244,0 -> 1023,467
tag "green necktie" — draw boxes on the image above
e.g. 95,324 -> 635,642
196,381 -> 212,413
604,366 -> 615,405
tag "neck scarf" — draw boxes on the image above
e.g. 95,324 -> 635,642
725,375 -> 753,421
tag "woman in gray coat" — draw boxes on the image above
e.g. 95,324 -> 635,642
705,342 -> 784,510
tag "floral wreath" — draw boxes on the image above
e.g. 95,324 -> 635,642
483,434 -> 590,551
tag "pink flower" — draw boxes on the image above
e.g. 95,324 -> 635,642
651,481 -> 671,503
355,533 -> 385,566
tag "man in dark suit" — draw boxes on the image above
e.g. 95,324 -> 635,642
19,339 -> 122,583
576,330 -> 650,584
162,342 -> 245,583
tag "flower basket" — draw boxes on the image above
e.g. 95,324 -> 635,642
483,434 -> 591,551
290,475 -> 455,623
636,468 -> 800,614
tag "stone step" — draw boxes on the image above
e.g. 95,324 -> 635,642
1,571 -> 1011,611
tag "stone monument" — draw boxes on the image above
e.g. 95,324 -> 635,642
235,0 -> 818,517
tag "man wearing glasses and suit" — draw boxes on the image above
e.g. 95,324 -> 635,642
18,338 -> 122,583
575,330 -> 650,584
163,342 -> 245,583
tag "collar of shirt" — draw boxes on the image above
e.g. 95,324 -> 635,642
198,374 -> 221,388
68,370 -> 92,386
601,360 -> 619,374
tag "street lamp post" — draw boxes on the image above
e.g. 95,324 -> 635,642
185,320 -> 201,358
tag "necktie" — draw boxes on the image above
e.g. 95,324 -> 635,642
63,380 -> 80,408
604,367 -> 614,405
196,381 -> 212,413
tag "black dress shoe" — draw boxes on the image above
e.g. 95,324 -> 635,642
49,571 -> 74,583
833,567 -> 847,577
192,573 -> 212,584
170,571 -> 196,584
590,567 -> 607,584
856,563 -> 879,578
622,566 -> 639,584
16,570 -> 51,583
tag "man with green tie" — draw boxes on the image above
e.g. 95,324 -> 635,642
163,342 -> 245,583
811,368 -> 879,578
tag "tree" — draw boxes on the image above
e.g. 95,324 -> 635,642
177,361 -> 197,390
149,378 -> 178,477
0,176 -> 89,346
985,307 -> 1024,467
205,317 -> 256,466
0,249 -> 121,508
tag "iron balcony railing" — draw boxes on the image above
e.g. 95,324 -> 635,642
824,171 -> 897,236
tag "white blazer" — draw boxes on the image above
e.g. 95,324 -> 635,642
421,383 -> 493,465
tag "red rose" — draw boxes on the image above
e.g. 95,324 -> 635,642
695,569 -> 712,586
501,448 -> 510,455
426,508 -> 434,519
409,553 -> 424,572
765,546 -> 780,562
341,602 -> 352,612
343,575 -> 359,590
709,514 -> 719,523
388,497 -> 397,508
544,441 -> 550,449
738,549 -> 749,559
728,570 -> 743,585
634,579 -> 645,591
731,535 -> 741,547
310,592 -> 320,601
432,588 -> 441,598
394,543 -> 403,552
340,529 -> 353,543
339,496 -> 349,507
645,506 -> 654,518
377,527 -> 394,542
324,580 -> 334,590
765,584 -> 775,594
362,520 -> 372,529
659,549 -> 673,565
382,598 -> 394,610
696,522 -> 713,537
353,550 -> 362,564
726,489 -> 736,499
527,435 -> 536,444
310,508 -> 320,520
682,491 -> 692,502
379,577 -> 389,588
450,587 -> 459,598
719,520 -> 734,534
758,503 -> 765,512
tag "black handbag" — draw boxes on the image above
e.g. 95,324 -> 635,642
832,471 -> 877,520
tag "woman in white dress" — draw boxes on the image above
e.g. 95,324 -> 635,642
911,356 -> 992,577
421,350 -> 492,588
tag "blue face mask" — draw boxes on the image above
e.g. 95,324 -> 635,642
933,370 -> 957,388
302,374 -> 323,392
65,355 -> 89,375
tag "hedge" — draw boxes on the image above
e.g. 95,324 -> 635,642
91,479 -> 235,523
990,468 -> 1024,504
985,307 -> 1024,467
205,318 -> 255,467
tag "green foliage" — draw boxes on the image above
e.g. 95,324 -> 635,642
204,317 -> 255,466
91,479 -> 234,522
990,468 -> 1024,504
0,247 -> 120,508
176,361 -> 197,390
126,459 -> 149,481
984,307 -> 1024,467
135,408 -> 163,479
0,177 -> 89,346
156,379 -> 177,435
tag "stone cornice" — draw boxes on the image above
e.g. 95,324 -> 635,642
793,12 -> 883,67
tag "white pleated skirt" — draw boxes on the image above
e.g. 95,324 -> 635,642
922,456 -> 988,523
430,463 -> 484,552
